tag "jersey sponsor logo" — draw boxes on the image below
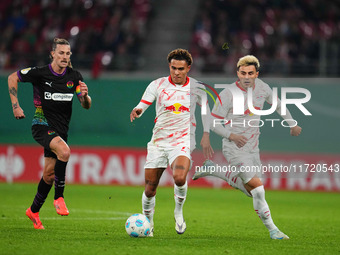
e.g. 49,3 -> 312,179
67,81 -> 74,88
20,68 -> 31,74
44,92 -> 74,101
165,103 -> 190,114
44,92 -> 51,99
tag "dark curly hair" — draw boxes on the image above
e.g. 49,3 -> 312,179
167,48 -> 193,66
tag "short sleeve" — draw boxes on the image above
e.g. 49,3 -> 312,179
17,67 -> 40,83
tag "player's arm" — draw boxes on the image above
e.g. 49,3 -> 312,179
199,96 -> 214,158
211,118 -> 248,148
130,81 -> 157,123
8,71 -> 25,119
266,85 -> 302,136
276,102 -> 302,136
76,81 -> 92,109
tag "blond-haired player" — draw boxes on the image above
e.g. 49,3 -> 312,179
193,55 -> 301,240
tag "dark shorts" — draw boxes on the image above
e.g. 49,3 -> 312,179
32,125 -> 68,158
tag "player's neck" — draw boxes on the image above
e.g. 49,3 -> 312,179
50,62 -> 66,74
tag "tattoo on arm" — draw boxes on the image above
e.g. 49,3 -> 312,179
9,87 -> 17,97
12,102 -> 18,109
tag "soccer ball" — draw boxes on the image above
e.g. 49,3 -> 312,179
125,213 -> 151,237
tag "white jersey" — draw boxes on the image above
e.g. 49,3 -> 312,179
212,78 -> 293,153
135,76 -> 210,150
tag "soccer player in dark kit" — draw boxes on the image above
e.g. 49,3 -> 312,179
8,38 -> 92,229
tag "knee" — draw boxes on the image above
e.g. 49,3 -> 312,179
144,187 -> 156,198
57,148 -> 71,162
173,173 -> 187,187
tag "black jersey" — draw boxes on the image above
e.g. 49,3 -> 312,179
17,64 -> 83,134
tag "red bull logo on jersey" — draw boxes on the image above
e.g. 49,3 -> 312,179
245,107 -> 261,116
165,103 -> 190,114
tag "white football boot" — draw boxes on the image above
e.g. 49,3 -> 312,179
270,229 -> 289,240
192,159 -> 216,180
148,220 -> 154,237
174,214 -> 186,234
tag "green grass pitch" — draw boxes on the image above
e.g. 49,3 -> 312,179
0,183 -> 339,255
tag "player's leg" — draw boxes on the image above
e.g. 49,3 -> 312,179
245,177 -> 289,240
192,159 -> 221,180
30,156 -> 55,212
143,168 -> 165,237
26,156 -> 55,229
170,151 -> 191,234
26,126 -> 57,228
49,136 -> 70,215
193,155 -> 252,197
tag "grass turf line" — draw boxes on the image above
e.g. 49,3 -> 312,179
0,183 -> 339,255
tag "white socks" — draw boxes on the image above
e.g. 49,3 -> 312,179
142,182 -> 187,225
142,191 -> 155,224
174,181 -> 187,222
250,185 -> 278,232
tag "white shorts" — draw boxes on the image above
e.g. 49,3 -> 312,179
144,142 -> 191,169
222,145 -> 261,184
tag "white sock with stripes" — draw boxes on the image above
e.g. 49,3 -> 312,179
250,185 -> 278,232
142,191 -> 155,225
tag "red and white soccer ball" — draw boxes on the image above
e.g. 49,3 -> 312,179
125,213 -> 151,237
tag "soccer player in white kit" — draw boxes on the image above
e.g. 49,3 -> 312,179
130,49 -> 212,236
193,55 -> 302,240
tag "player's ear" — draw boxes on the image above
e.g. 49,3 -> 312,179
237,70 -> 241,78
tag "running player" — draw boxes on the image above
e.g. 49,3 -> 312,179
8,38 -> 92,229
193,55 -> 301,240
130,48 -> 212,236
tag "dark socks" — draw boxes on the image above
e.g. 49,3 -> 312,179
31,177 -> 52,213
54,159 -> 68,200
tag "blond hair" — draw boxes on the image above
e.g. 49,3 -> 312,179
167,48 -> 193,66
237,55 -> 260,71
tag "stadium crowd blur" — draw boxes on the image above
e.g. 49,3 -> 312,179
191,0 -> 340,76
0,0 -> 339,76
0,0 -> 151,77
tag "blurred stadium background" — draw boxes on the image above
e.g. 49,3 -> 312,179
0,0 -> 339,191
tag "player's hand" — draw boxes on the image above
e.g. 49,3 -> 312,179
130,108 -> 143,122
290,125 -> 302,136
79,81 -> 88,97
229,133 -> 248,148
13,105 -> 25,120
200,132 -> 214,159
